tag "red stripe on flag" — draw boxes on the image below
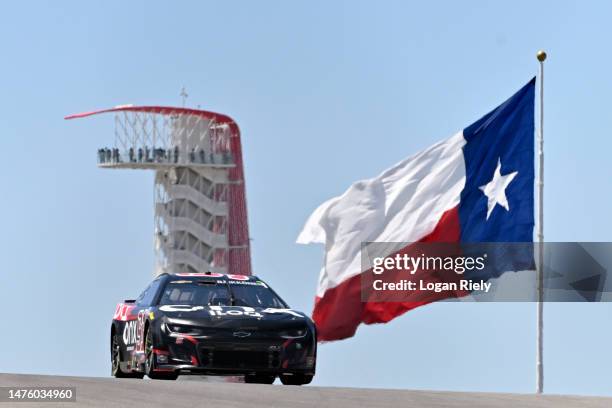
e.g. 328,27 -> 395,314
312,206 -> 462,342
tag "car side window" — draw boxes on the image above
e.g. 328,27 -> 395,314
137,279 -> 162,307
136,284 -> 151,306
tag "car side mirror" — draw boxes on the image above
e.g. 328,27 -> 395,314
124,299 -> 136,304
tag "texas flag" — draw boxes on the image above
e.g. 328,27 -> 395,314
297,78 -> 535,341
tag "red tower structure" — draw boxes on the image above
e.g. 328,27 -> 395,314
66,105 -> 252,276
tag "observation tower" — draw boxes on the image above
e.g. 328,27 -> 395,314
65,104 -> 252,276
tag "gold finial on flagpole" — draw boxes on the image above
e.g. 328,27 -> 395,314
536,50 -> 547,62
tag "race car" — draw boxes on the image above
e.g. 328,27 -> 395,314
110,273 -> 316,385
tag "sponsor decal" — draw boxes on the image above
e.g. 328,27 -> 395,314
123,320 -> 138,345
135,310 -> 147,353
159,305 -> 205,312
262,308 -> 305,318
208,306 -> 261,317
113,304 -> 122,320
158,304 -> 305,319
113,303 -> 136,321
221,280 -> 261,286
207,306 -> 305,319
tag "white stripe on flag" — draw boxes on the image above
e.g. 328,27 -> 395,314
297,131 -> 467,297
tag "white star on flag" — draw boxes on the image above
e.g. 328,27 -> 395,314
479,158 -> 518,220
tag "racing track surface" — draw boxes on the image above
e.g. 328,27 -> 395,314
1,373 -> 611,408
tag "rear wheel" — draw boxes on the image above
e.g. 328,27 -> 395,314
279,374 -> 313,386
144,327 -> 178,380
111,332 -> 143,379
244,374 -> 276,384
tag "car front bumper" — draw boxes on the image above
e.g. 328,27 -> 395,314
154,332 -> 316,376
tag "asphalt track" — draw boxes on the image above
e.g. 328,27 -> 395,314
1,373 -> 611,408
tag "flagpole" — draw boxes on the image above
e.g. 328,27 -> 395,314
536,49 -> 547,395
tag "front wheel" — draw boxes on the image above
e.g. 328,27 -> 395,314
111,333 -> 143,379
144,327 -> 178,381
279,374 -> 313,386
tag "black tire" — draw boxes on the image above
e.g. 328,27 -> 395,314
111,332 -> 144,379
279,374 -> 313,386
244,374 -> 276,384
144,327 -> 178,380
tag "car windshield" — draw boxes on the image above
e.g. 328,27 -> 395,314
159,279 -> 287,309
229,283 -> 287,308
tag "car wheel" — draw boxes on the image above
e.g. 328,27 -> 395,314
279,374 -> 313,386
111,333 -> 143,379
244,374 -> 276,384
144,327 -> 178,381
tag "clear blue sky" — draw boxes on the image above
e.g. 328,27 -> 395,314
1,0 -> 611,396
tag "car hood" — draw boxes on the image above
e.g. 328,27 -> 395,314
158,305 -> 310,330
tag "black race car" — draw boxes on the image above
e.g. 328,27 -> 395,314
110,273 -> 316,385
